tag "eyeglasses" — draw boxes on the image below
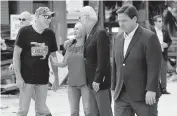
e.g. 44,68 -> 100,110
19,18 -> 28,21
42,15 -> 54,19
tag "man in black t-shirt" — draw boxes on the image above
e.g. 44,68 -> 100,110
13,7 -> 59,116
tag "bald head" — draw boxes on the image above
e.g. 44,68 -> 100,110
19,11 -> 31,19
79,6 -> 98,23
19,11 -> 31,27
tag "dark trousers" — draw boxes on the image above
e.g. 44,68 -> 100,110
89,88 -> 113,116
114,91 -> 158,116
160,57 -> 167,91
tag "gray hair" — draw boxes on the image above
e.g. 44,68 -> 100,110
80,6 -> 98,23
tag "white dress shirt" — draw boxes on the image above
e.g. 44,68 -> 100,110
155,26 -> 164,51
123,24 -> 139,57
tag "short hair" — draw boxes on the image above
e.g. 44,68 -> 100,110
116,5 -> 138,19
153,15 -> 162,22
80,6 -> 98,22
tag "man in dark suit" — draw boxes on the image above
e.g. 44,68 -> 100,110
79,6 -> 113,116
151,15 -> 172,94
111,5 -> 162,116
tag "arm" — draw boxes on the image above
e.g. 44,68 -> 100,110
50,52 -> 59,78
13,45 -> 22,79
146,34 -> 162,92
50,52 -> 59,91
164,30 -> 172,49
58,50 -> 70,68
51,49 -> 70,68
13,27 -> 27,88
94,30 -> 110,83
145,34 -> 162,105
13,45 -> 25,87
56,39 -> 72,67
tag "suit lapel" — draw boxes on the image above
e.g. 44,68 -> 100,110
120,35 -> 124,62
85,23 -> 98,47
123,26 -> 142,62
114,34 -> 124,64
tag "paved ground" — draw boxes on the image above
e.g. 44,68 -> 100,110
1,75 -> 177,116
1,54 -> 177,116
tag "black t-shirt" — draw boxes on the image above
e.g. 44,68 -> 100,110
15,25 -> 58,84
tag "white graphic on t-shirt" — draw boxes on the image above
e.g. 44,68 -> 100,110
31,42 -> 48,59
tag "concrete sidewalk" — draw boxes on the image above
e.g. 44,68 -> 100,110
1,79 -> 177,116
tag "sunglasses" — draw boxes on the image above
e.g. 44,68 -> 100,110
19,18 -> 28,21
42,14 -> 54,19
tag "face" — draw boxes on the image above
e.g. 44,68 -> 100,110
154,17 -> 163,29
117,13 -> 137,34
37,14 -> 53,29
74,23 -> 83,39
19,17 -> 31,27
79,12 -> 88,26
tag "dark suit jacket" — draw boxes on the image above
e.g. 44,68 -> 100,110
111,26 -> 162,101
84,23 -> 111,90
150,26 -> 172,61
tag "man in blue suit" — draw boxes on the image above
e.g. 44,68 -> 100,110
151,15 -> 172,94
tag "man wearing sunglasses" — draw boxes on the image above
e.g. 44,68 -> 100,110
9,11 -> 31,70
18,11 -> 32,27
13,7 -> 59,116
151,15 -> 172,95
10,11 -> 53,116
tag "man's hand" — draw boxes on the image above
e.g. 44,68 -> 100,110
52,78 -> 59,92
161,42 -> 168,48
145,91 -> 156,105
92,81 -> 100,92
16,77 -> 25,89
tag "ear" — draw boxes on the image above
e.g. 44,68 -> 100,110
133,16 -> 137,22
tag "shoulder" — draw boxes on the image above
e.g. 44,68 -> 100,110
96,26 -> 109,41
141,26 -> 156,39
140,27 -> 159,45
96,26 -> 108,35
18,25 -> 32,34
44,28 -> 55,35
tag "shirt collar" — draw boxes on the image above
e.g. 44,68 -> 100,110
124,24 -> 139,39
154,26 -> 162,32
